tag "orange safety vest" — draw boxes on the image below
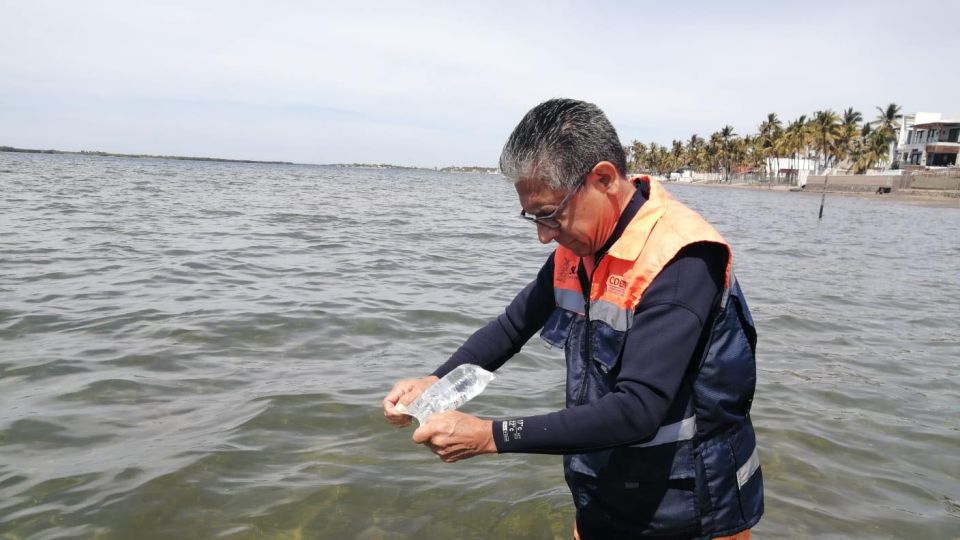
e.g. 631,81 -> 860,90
551,177 -> 731,330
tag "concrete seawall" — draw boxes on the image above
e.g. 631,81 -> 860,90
805,175 -> 895,193
805,173 -> 960,196
910,175 -> 960,190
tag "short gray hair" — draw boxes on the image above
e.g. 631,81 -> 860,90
499,98 -> 627,190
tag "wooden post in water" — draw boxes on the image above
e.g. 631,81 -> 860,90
818,172 -> 829,220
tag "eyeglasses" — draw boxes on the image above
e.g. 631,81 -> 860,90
518,180 -> 583,229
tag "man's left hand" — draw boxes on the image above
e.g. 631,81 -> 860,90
411,411 -> 496,463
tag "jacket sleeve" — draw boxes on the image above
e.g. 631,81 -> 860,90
431,253 -> 556,378
492,242 -> 727,453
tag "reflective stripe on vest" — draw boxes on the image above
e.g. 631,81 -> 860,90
555,287 -> 585,315
737,445 -> 761,489
589,298 -> 632,332
629,414 -> 696,448
552,287 -> 634,331
720,270 -> 738,310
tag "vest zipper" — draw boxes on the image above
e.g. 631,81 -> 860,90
570,182 -> 645,406
574,257 -> 598,406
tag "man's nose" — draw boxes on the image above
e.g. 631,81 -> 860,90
537,224 -> 559,244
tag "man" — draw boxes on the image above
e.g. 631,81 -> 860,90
383,99 -> 762,539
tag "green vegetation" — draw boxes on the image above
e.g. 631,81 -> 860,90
625,103 -> 903,179
328,163 -> 425,170
0,146 -> 294,165
439,166 -> 498,174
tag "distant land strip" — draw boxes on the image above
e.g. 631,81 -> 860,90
0,146 -> 499,173
325,163 -> 499,173
0,145 -> 294,165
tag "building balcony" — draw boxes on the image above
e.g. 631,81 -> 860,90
926,142 -> 960,154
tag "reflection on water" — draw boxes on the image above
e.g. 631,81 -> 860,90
1,152 -> 958,539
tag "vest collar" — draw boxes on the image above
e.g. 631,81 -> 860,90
607,177 -> 670,261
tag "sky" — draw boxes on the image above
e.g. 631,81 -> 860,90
2,1 -> 959,167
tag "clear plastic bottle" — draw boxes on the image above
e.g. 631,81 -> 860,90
396,364 -> 495,424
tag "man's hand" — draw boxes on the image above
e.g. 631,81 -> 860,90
412,411 -> 496,462
382,376 -> 439,427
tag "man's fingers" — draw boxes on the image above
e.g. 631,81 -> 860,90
382,398 -> 402,418
415,430 -> 473,462
384,412 -> 411,428
426,440 -> 456,461
412,424 -> 432,444
438,445 -> 473,463
384,381 -> 412,405
383,379 -> 423,427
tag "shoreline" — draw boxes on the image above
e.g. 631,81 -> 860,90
0,146 -> 294,165
670,180 -> 960,209
0,146 -> 497,172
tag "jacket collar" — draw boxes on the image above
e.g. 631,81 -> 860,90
607,177 -> 669,261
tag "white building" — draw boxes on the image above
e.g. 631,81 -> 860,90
764,156 -> 817,186
896,113 -> 960,168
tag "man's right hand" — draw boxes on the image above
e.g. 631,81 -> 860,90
382,376 -> 439,428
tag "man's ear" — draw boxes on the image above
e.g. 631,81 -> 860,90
586,161 -> 622,194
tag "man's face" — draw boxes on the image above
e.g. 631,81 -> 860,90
515,172 -> 619,257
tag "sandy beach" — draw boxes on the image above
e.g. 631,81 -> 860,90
678,180 -> 960,208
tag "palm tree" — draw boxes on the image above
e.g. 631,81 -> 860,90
875,103 -> 902,132
757,113 -> 783,181
628,140 -> 648,173
810,110 -> 841,173
852,129 -> 893,173
670,139 -> 685,173
686,134 -> 707,173
783,116 -> 810,184
871,131 -> 893,170
746,135 -> 765,170
874,103 -> 902,168
733,135 -> 763,179
729,137 -> 745,177
835,108 -> 862,169
719,125 -> 737,181
758,113 -> 782,137
707,132 -> 723,177
647,142 -> 670,176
